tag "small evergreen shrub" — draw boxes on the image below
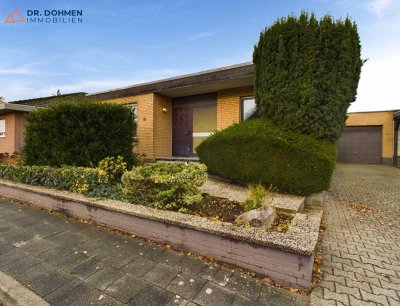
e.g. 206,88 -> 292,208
86,183 -> 126,201
253,12 -> 363,142
0,164 -> 108,194
243,185 -> 267,212
121,162 -> 207,212
98,156 -> 127,182
23,99 -> 136,167
196,119 -> 336,196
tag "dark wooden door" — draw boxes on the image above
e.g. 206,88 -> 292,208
173,107 -> 193,157
336,126 -> 382,164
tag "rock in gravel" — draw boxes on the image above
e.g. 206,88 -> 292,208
235,206 -> 276,230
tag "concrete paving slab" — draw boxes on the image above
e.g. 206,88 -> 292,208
0,197 -> 310,305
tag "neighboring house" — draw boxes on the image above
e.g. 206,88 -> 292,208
88,62 -> 400,165
0,103 -> 34,153
0,92 -> 86,154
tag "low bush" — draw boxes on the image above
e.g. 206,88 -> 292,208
0,164 -> 109,194
0,153 -> 21,165
196,119 -> 337,196
98,156 -> 127,182
243,185 -> 267,212
121,162 -> 207,212
86,183 -> 126,201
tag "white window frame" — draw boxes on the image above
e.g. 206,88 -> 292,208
125,103 -> 138,123
0,119 -> 5,138
240,96 -> 256,121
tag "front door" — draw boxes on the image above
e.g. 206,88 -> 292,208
172,107 -> 193,157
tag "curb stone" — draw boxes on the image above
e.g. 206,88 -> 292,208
0,270 -> 49,306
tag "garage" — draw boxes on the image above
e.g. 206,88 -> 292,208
336,126 -> 382,164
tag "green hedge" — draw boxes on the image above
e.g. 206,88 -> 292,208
0,164 -> 108,194
253,12 -> 362,142
122,162 -> 207,212
196,119 -> 336,196
23,99 -> 136,167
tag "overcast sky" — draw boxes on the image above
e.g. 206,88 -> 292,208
0,0 -> 399,112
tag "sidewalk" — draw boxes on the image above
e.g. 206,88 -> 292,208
0,199 -> 309,306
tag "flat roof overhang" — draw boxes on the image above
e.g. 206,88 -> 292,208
0,103 -> 35,115
87,62 -> 254,100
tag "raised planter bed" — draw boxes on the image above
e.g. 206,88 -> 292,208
0,180 -> 321,289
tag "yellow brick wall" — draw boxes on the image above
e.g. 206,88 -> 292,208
217,86 -> 254,130
153,94 -> 172,157
346,111 -> 394,158
103,93 -> 155,158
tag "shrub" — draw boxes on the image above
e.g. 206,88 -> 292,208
243,185 -> 267,212
121,162 -> 207,212
253,12 -> 363,142
0,164 -> 108,194
22,99 -> 136,167
196,119 -> 337,196
0,153 -> 21,165
98,156 -> 127,182
86,183 -> 126,201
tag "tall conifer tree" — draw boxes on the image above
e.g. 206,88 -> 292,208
253,12 -> 363,142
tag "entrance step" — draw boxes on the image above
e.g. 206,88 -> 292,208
156,156 -> 200,163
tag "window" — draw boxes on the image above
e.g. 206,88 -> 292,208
192,105 -> 217,154
125,104 -> 137,122
0,119 -> 5,137
241,97 -> 256,121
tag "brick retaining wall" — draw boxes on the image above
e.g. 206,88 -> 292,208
0,182 -> 316,289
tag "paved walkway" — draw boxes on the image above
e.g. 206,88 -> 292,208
0,199 -> 308,305
312,164 -> 400,306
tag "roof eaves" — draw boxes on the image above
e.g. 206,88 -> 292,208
0,103 -> 35,112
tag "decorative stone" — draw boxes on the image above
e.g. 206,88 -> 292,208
305,191 -> 326,209
235,206 -> 277,230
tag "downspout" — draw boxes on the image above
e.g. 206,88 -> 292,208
394,114 -> 400,166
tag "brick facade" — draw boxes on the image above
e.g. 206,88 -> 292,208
103,93 -> 172,159
217,86 -> 254,130
14,113 -> 27,152
0,113 -> 16,153
346,111 -> 394,163
0,112 -> 28,154
153,94 -> 172,157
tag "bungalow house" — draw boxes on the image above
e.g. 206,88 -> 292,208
2,63 -> 400,165
88,62 -> 254,160
88,62 -> 400,165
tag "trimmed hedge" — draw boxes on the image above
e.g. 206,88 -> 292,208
196,119 -> 336,196
0,164 -> 109,194
23,99 -> 136,167
253,12 -> 363,142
